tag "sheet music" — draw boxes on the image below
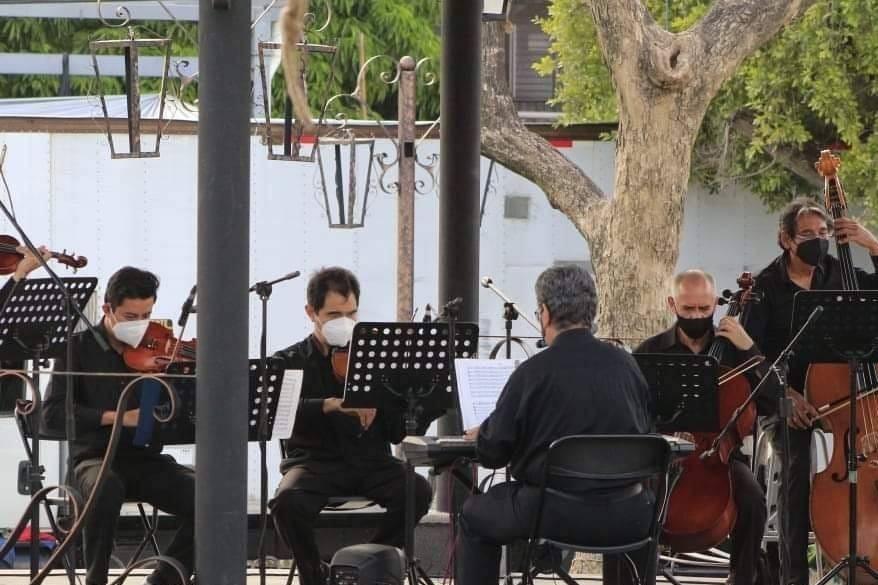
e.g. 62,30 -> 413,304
455,359 -> 519,429
272,369 -> 303,440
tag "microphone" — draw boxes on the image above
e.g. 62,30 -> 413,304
423,304 -> 433,323
443,297 -> 463,311
480,276 -> 493,288
178,284 -> 197,327
248,270 -> 301,293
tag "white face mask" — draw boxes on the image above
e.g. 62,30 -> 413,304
112,319 -> 150,348
321,317 -> 356,348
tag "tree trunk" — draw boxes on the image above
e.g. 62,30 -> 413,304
588,97 -> 705,341
480,0 -> 817,345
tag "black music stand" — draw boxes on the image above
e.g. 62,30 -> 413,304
342,321 -> 479,585
634,353 -> 720,432
153,358 -> 287,445
0,276 -> 96,580
792,290 -> 878,585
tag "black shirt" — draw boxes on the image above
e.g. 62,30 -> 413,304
43,321 -> 161,465
476,328 -> 651,487
635,326 -> 780,415
745,252 -> 878,394
273,335 -> 404,470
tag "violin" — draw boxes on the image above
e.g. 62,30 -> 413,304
807,150 -> 878,581
0,235 -> 87,274
662,272 -> 759,553
331,347 -> 349,383
123,321 -> 197,373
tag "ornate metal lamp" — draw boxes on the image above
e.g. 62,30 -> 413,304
89,27 -> 171,159
256,3 -> 338,161
315,128 -> 375,229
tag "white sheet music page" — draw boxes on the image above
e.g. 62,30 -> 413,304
272,369 -> 304,440
455,359 -> 520,429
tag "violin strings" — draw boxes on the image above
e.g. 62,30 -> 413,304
828,179 -> 877,456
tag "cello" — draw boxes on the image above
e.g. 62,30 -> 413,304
662,273 -> 759,552
807,150 -> 878,582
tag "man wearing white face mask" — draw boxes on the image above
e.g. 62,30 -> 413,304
270,267 -> 432,585
44,267 -> 195,585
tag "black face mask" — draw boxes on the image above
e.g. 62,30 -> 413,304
676,314 -> 714,340
795,237 -> 829,267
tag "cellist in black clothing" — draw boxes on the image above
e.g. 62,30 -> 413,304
636,270 -> 776,585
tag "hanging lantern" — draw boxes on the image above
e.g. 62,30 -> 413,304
316,129 -> 375,229
89,28 -> 171,159
257,37 -> 338,161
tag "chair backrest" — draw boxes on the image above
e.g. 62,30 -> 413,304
543,434 -> 672,491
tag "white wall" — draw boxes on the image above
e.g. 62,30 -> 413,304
0,129 -> 807,523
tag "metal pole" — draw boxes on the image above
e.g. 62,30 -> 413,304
197,0 -> 251,584
437,0 -> 481,502
397,56 -> 416,322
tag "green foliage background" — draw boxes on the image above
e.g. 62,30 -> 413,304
0,0 -> 440,120
534,0 -> 878,220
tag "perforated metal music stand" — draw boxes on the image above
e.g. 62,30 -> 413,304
634,353 -> 720,433
155,358 -> 287,445
791,290 -> 878,585
342,321 -> 480,425
342,320 -> 479,585
0,276 -> 96,581
0,277 -> 96,360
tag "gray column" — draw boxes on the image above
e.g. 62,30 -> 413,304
196,0 -> 252,583
436,0 -> 482,513
438,0 -> 481,407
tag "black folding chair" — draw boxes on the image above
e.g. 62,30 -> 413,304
15,407 -> 161,571
521,434 -> 673,585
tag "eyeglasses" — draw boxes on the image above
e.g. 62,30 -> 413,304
794,228 -> 833,242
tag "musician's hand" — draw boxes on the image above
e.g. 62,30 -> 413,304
13,246 -> 50,281
464,425 -> 480,441
834,217 -> 878,255
786,388 -> 818,429
715,316 -> 754,351
323,398 -> 376,430
102,409 -> 140,427
343,408 -> 376,430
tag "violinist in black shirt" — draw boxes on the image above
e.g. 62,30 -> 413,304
270,267 -> 431,585
636,270 -> 774,585
0,245 -> 50,411
456,264 -> 653,585
745,198 -> 878,585
43,267 -> 195,585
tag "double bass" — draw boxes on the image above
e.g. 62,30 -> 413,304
807,150 -> 878,581
662,273 -> 759,552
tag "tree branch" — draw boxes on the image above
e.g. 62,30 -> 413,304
731,116 -> 822,188
480,21 -> 608,229
696,0 -> 817,84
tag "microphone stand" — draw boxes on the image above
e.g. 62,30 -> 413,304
249,270 -> 300,585
480,277 -> 545,353
0,149 -> 107,581
702,306 -> 822,585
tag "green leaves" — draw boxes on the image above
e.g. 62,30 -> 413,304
537,0 -> 878,222
0,0 -> 441,121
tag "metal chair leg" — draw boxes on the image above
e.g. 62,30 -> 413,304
284,558 -> 296,585
128,503 -> 161,567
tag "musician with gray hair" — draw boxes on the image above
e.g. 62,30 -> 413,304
456,264 -> 653,585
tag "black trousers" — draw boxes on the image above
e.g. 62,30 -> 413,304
729,459 -> 769,585
270,457 -> 432,585
764,418 -> 812,585
457,481 -> 655,585
605,459 -> 766,585
72,454 -> 195,585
